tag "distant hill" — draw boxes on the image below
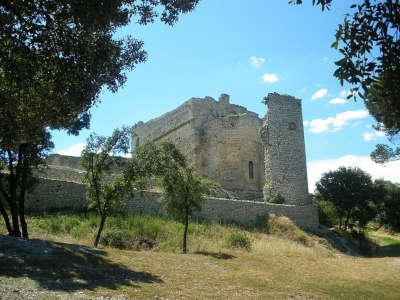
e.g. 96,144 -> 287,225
41,154 -> 130,182
46,154 -> 83,170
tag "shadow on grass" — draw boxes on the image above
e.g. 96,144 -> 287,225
194,251 -> 236,260
311,227 -> 400,257
0,235 -> 162,292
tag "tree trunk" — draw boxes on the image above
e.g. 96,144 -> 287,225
19,156 -> 29,239
94,214 -> 106,248
7,151 -> 21,237
0,199 -> 12,235
182,210 -> 189,254
10,202 -> 21,237
19,193 -> 28,239
345,209 -> 352,231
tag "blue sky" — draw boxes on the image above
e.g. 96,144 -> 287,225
53,0 -> 398,190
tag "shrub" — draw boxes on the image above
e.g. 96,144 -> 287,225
267,214 -> 313,247
100,228 -> 156,250
100,229 -> 130,249
315,199 -> 339,227
267,192 -> 285,204
226,230 -> 251,250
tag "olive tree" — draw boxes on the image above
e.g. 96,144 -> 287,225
135,141 -> 209,253
81,127 -> 132,248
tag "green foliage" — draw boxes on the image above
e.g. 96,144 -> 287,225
267,192 -> 285,204
226,230 -> 251,250
316,167 -> 376,231
293,1 -> 400,148
266,214 -> 313,247
373,180 -> 400,232
10,213 -> 254,253
289,0 -> 332,11
161,166 -> 207,224
313,197 -> 339,227
100,229 -> 130,249
371,144 -> 400,164
81,127 -> 139,247
135,141 -> 209,253
0,0 -> 199,239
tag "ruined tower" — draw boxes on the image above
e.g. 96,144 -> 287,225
260,93 -> 309,205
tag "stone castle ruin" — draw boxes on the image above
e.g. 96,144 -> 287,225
25,92 -> 318,228
261,93 -> 309,205
133,93 -> 264,199
134,92 -> 309,206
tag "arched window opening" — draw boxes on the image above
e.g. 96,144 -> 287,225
248,161 -> 254,180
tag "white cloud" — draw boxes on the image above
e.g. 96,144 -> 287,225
303,120 -> 309,127
362,132 -> 374,141
307,155 -> 400,192
339,90 -> 349,98
250,56 -> 266,68
311,88 -> 328,100
58,143 -> 85,157
306,110 -> 369,133
363,130 -> 385,141
262,73 -> 279,83
329,97 -> 347,105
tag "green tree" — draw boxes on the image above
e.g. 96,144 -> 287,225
371,144 -> 400,164
161,166 -> 208,253
373,179 -> 400,231
135,141 -> 208,253
316,167 -> 375,230
292,1 -> 400,161
0,0 -> 199,238
81,127 -> 132,248
0,130 -> 53,238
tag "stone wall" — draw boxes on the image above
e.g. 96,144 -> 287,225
26,178 -> 87,212
24,178 -> 318,229
124,192 -> 318,229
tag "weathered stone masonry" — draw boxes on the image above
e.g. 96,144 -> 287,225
25,178 -> 318,229
261,93 -> 309,205
25,92 -> 318,229
133,94 -> 265,199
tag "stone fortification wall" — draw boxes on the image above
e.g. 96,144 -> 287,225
200,114 -> 264,198
25,178 -> 318,229
261,93 -> 309,205
26,178 -> 87,212
133,100 -> 197,161
133,94 -> 265,199
35,165 -> 85,183
124,192 -> 318,229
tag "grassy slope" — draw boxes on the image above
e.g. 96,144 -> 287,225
1,214 -> 400,299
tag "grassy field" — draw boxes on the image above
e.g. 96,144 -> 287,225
1,213 -> 400,299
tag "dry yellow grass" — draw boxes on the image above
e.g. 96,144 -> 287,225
1,214 -> 400,299
1,232 -> 399,299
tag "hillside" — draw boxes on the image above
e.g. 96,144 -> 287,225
1,213 -> 399,299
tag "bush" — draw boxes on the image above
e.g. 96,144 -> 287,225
226,230 -> 251,250
267,192 -> 285,204
267,214 -> 313,247
101,229 -> 131,249
100,228 -> 156,250
315,199 -> 339,227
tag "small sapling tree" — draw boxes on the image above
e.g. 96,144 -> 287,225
135,141 -> 208,253
161,166 -> 208,253
81,127 -> 131,248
